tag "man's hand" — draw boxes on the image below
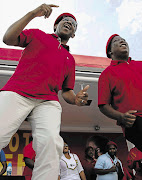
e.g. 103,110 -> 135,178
95,165 -> 116,175
32,4 -> 59,19
75,85 -> 89,106
109,165 -> 117,172
120,110 -> 137,128
116,161 -> 121,168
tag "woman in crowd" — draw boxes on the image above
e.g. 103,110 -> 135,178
58,141 -> 86,180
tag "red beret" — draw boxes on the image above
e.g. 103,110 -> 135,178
54,13 -> 77,29
106,34 -> 119,58
107,141 -> 117,148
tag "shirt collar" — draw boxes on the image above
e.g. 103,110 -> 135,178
111,57 -> 131,66
51,33 -> 70,52
106,152 -> 116,160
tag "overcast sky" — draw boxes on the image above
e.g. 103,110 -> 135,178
1,0 -> 142,60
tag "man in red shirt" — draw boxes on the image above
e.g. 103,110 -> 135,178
98,34 -> 142,152
0,4 -> 89,180
82,135 -> 109,180
82,146 -> 97,180
127,147 -> 142,180
23,140 -> 35,180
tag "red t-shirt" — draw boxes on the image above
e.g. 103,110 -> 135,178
23,141 -> 35,179
127,147 -> 142,179
81,158 -> 96,180
1,29 -> 75,101
98,58 -> 142,117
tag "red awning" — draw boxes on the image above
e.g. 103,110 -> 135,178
0,48 -> 111,69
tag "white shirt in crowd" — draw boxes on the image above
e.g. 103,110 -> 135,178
59,153 -> 84,180
95,152 -> 123,180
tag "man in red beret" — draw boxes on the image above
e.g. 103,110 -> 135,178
0,3 -> 89,180
98,34 -> 142,152
95,141 -> 124,180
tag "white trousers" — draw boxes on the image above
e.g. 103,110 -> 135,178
0,91 -> 63,180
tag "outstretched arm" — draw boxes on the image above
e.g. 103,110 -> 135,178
3,3 -> 58,46
99,104 -> 137,128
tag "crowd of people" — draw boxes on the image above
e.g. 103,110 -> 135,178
0,2 -> 142,180
21,134 -> 142,180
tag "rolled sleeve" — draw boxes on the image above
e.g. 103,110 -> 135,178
18,29 -> 34,47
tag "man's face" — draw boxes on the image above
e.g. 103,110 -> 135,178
110,36 -> 129,58
55,16 -> 77,39
87,147 -> 94,158
108,145 -> 117,157
88,141 -> 98,158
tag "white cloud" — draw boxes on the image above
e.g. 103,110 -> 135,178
105,0 -> 122,8
69,12 -> 96,54
77,12 -> 96,27
75,12 -> 96,42
116,0 -> 142,34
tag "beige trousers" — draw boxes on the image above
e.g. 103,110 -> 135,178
0,91 -> 63,180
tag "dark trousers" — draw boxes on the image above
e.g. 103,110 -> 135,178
125,116 -> 142,151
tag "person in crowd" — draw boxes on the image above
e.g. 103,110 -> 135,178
0,3 -> 89,180
23,137 -> 35,180
98,34 -> 142,152
127,146 -> 142,180
58,141 -> 86,180
95,141 -> 124,180
82,146 -> 97,180
81,135 -> 109,180
86,135 -> 109,157
0,149 -> 7,176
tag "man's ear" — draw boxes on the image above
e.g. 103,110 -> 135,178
71,33 -> 75,38
54,24 -> 58,32
96,148 -> 100,153
108,51 -> 112,56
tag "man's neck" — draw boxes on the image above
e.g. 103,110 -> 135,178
85,155 -> 94,161
112,54 -> 129,61
55,33 -> 69,45
61,39 -> 68,45
112,57 -> 128,61
64,152 -> 71,159
109,154 -> 115,160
